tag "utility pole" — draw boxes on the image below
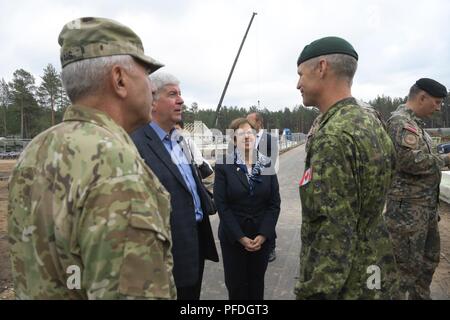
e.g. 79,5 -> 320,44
214,12 -> 257,128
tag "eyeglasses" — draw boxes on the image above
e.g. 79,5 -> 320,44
235,131 -> 256,138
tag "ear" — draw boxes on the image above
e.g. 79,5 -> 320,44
151,98 -> 158,111
317,59 -> 328,78
419,91 -> 427,103
150,98 -> 159,118
110,65 -> 128,99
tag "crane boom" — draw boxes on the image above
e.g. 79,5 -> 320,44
214,12 -> 257,127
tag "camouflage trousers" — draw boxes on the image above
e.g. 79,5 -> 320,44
385,199 -> 440,300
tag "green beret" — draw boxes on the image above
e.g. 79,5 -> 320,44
415,78 -> 447,98
297,36 -> 358,66
58,17 -> 164,73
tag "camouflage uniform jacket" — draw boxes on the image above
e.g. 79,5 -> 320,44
386,104 -> 450,206
296,97 -> 399,299
8,105 -> 176,299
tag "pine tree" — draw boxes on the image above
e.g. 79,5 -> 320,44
37,64 -> 62,126
9,69 -> 38,138
0,78 -> 10,136
56,72 -> 71,111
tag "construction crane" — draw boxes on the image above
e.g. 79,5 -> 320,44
214,12 -> 257,128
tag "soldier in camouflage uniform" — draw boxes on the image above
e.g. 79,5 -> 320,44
385,78 -> 448,300
304,112 -> 322,151
295,37 -> 399,299
8,17 -> 176,299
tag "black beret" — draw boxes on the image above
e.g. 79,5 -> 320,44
297,36 -> 358,66
415,78 -> 447,98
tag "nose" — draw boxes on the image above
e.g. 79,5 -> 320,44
436,101 -> 442,111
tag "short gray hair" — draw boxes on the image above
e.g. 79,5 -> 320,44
61,55 -> 135,102
150,72 -> 180,100
306,53 -> 358,85
408,84 -> 423,100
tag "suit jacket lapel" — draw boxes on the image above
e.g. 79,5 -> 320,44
226,151 -> 249,190
257,131 -> 272,157
178,138 -> 201,192
233,164 -> 250,189
143,125 -> 190,193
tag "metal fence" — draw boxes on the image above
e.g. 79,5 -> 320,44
0,133 -> 307,161
191,132 -> 306,159
279,133 -> 306,152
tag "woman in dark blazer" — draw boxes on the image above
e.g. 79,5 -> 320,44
214,118 -> 281,300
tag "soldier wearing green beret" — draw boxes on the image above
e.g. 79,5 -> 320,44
295,36 -> 399,299
385,78 -> 448,300
8,17 -> 176,299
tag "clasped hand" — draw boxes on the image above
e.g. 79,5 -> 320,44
239,235 -> 266,252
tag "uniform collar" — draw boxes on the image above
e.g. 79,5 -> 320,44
318,97 -> 357,128
397,104 -> 425,128
63,104 -> 134,145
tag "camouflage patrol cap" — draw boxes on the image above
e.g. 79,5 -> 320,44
297,36 -> 358,66
58,17 -> 164,72
415,78 -> 447,98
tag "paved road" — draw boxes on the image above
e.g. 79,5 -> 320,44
201,144 -> 450,300
201,145 -> 305,300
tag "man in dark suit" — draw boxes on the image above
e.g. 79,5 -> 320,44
247,112 -> 279,262
131,72 -> 218,300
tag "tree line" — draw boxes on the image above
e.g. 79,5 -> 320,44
0,64 -> 70,139
1,64 -> 449,139
182,94 -> 450,134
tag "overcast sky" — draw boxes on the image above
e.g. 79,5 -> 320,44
1,0 -> 449,111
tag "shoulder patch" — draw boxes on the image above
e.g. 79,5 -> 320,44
402,133 -> 419,147
299,167 -> 312,187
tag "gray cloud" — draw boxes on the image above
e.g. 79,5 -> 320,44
1,0 -> 449,111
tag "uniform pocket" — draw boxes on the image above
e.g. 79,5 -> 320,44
385,200 -> 421,234
118,199 -> 173,299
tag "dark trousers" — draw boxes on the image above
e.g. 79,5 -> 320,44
177,223 -> 205,300
220,239 -> 272,300
270,239 -> 276,251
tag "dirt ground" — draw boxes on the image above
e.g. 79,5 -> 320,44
0,158 -> 449,300
0,160 -> 15,300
